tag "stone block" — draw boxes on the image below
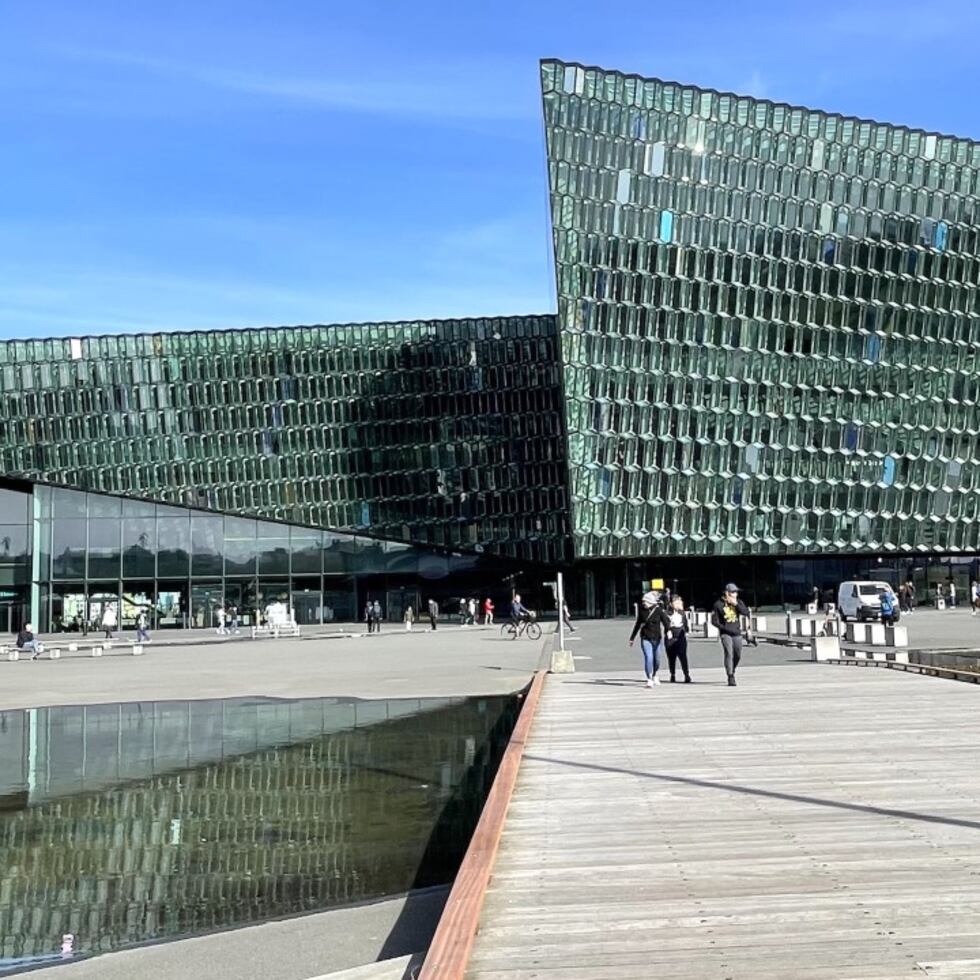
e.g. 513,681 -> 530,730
885,626 -> 909,648
811,635 -> 841,662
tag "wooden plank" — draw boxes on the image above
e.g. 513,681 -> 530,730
467,664 -> 980,978
418,670 -> 547,979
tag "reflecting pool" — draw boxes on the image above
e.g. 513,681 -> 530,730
0,693 -> 521,971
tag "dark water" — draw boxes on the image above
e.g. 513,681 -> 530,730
0,693 -> 521,971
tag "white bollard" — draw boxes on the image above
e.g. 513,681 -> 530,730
68,643 -> 78,652
811,635 -> 841,662
885,625 -> 909,648
132,644 -> 144,656
49,648 -> 61,659
91,646 -> 103,657
6,649 -> 19,662
751,616 -> 768,633
704,622 -> 719,638
868,623 -> 886,645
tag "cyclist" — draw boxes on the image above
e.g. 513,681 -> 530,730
510,593 -> 531,628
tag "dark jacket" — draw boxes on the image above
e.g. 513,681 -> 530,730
711,598 -> 750,636
15,629 -> 33,648
630,604 -> 671,643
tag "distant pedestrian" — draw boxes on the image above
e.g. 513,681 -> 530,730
898,583 -> 910,615
711,584 -> 750,687
665,596 -> 691,683
428,598 -> 439,631
467,597 -> 477,626
972,581 -> 980,616
215,606 -> 228,636
404,605 -> 414,631
561,600 -> 576,633
136,609 -> 151,643
459,598 -> 468,626
483,597 -> 495,625
935,583 -> 944,609
229,606 -> 240,634
365,601 -> 374,633
949,581 -> 957,608
101,603 -> 117,641
879,586 -> 898,626
628,590 -> 670,689
372,600 -> 383,632
906,580 -> 916,615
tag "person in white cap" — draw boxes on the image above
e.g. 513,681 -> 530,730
628,591 -> 671,688
711,583 -> 751,686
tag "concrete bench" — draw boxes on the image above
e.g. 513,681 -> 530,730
845,622 -> 904,646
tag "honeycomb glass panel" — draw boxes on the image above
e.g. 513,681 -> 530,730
541,58 -> 980,558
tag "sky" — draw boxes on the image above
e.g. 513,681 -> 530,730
1,0 -> 979,339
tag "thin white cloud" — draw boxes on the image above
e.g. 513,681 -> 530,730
52,45 -> 537,122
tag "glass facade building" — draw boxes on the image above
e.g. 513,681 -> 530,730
542,59 -> 980,561
3,57 -> 980,622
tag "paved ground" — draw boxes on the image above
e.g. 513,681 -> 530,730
468,654 -> 980,978
23,887 -> 446,980
0,624 -> 548,710
7,614 -> 980,978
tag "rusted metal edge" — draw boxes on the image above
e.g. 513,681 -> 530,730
417,669 -> 547,979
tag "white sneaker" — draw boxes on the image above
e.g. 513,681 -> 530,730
646,678 -> 654,688
652,676 -> 661,685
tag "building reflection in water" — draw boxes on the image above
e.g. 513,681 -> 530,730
0,693 -> 519,969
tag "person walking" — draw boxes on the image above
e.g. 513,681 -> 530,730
404,605 -> 414,631
880,586 -> 898,626
711,584 -> 750,687
898,582 -> 910,615
136,609 -> 151,644
428,598 -> 439,631
665,596 -> 691,683
101,603 -> 117,641
906,579 -> 916,615
949,580 -> 957,609
483,597 -> 495,625
972,581 -> 980,616
229,605 -> 240,634
459,598 -> 468,626
215,606 -> 228,636
364,601 -> 374,634
561,600 -> 576,633
467,597 -> 478,626
372,600 -> 383,633
628,590 -> 670,688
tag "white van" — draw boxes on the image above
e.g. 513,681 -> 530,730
837,581 -> 891,622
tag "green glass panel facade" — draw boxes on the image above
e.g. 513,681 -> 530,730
0,316 -> 569,563
542,59 -> 980,559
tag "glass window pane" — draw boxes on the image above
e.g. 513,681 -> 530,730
157,517 -> 190,577
122,519 -> 156,578
191,516 -> 224,576
88,520 -> 121,579
52,519 -> 87,579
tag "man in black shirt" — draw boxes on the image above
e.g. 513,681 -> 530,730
15,623 -> 41,661
711,584 -> 751,687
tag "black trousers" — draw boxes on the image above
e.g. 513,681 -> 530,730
429,615 -> 437,630
666,635 -> 690,679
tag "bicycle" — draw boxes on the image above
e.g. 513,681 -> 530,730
500,615 -> 541,641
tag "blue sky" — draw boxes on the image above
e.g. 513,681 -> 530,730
2,0 -> 979,339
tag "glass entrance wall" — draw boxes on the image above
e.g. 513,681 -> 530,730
26,482 -> 544,633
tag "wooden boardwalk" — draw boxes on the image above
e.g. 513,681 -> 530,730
466,664 -> 980,979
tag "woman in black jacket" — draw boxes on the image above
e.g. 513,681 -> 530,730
628,591 -> 671,688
